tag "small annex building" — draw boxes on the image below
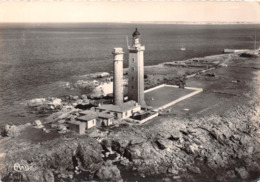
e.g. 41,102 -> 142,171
97,112 -> 114,126
95,100 -> 141,120
76,111 -> 97,129
68,120 -> 86,135
77,110 -> 114,127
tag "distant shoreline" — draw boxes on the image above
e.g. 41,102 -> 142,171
0,22 -> 259,25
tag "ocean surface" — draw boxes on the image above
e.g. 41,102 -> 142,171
0,23 -> 260,125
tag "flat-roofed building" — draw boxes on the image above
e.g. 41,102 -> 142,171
68,120 -> 86,135
79,110 -> 114,127
97,112 -> 114,126
95,100 -> 141,120
76,111 -> 98,129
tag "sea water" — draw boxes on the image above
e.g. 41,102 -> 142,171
0,23 -> 259,125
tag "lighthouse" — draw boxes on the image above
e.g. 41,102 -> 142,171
112,48 -> 124,105
128,28 -> 146,106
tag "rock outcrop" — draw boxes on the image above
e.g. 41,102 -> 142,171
96,161 -> 122,181
2,123 -> 31,137
26,97 -> 63,112
33,120 -> 43,129
95,103 -> 260,181
0,136 -> 104,182
1,100 -> 259,182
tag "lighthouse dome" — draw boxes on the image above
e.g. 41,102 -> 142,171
132,28 -> 140,37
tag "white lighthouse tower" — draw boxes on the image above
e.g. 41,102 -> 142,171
112,48 -> 124,105
128,28 -> 146,106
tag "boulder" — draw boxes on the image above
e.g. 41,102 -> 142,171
235,167 -> 250,179
111,140 -> 125,154
187,166 -> 201,174
4,125 -> 19,137
124,142 -> 159,163
225,170 -> 236,179
58,120 -> 65,124
188,143 -> 199,154
3,124 -> 31,137
76,142 -> 103,173
155,139 -> 172,150
80,95 -> 88,99
33,120 -> 43,129
205,73 -> 215,77
168,131 -> 181,141
96,163 -> 122,181
58,124 -> 67,132
88,128 -> 108,139
4,124 -> 10,132
26,97 -> 64,112
72,96 -> 79,100
52,98 -> 62,107
27,98 -> 46,107
167,167 -> 178,175
42,169 -> 55,182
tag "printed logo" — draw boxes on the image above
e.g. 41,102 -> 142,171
13,162 -> 37,172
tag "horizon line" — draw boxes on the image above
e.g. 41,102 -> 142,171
1,21 -> 260,25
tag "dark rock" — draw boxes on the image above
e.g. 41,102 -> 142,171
235,167 -> 250,179
155,139 -> 171,150
225,170 -> 237,179
101,139 -> 112,152
75,103 -> 94,110
167,167 -> 178,175
111,140 -> 125,154
180,130 -> 188,136
96,162 -> 122,181
239,53 -> 257,58
187,166 -> 201,174
205,73 -> 216,77
42,169 -> 55,182
76,142 -> 103,173
124,142 -> 155,162
3,168 -> 54,182
168,131 -> 181,141
120,158 -> 130,166
158,165 -> 168,174
1,137 -> 103,181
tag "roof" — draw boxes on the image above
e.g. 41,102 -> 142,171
97,112 -> 114,119
97,100 -> 140,113
80,110 -> 96,115
132,28 -> 140,37
68,120 -> 86,126
76,110 -> 98,122
79,110 -> 114,119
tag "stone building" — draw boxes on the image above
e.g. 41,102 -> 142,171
78,110 -> 114,127
76,111 -> 98,129
95,100 -> 141,120
68,121 -> 86,135
127,28 -> 146,107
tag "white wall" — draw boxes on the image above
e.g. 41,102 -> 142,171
87,119 -> 96,129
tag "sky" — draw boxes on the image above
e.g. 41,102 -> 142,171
0,1 -> 259,23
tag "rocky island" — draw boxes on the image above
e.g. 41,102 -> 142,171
0,50 -> 260,182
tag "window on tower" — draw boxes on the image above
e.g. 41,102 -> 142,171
132,58 -> 135,63
132,67 -> 135,72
